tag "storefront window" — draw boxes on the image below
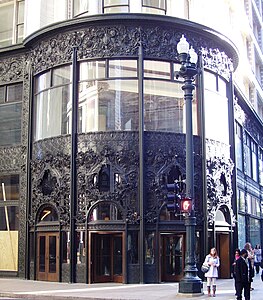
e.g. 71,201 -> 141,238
238,214 -> 246,250
249,218 -> 260,248
103,0 -> 129,13
142,0 -> 166,14
0,174 -> 19,272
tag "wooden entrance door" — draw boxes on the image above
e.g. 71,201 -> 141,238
161,234 -> 184,282
92,233 -> 123,283
216,232 -> 230,278
37,232 -> 59,281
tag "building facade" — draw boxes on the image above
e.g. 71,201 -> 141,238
0,0 -> 262,284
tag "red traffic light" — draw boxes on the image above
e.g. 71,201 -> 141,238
180,197 -> 192,213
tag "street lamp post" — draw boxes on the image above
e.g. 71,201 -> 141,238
176,35 -> 203,294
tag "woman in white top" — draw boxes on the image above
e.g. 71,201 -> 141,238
204,248 -> 220,297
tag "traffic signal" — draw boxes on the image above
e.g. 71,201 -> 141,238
180,197 -> 192,213
166,183 -> 180,212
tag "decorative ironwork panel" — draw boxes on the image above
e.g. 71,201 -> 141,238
29,23 -> 233,79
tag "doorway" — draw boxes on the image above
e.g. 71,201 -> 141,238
161,234 -> 184,282
36,232 -> 59,281
91,232 -> 123,283
216,232 -> 230,278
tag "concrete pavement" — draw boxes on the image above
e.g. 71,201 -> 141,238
0,272 -> 262,300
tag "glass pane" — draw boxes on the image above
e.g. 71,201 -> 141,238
17,0 -> 25,24
0,1 -> 13,47
144,61 -> 170,79
96,236 -> 111,276
73,0 -> 89,16
104,0 -> 128,5
49,236 -> 57,273
145,232 -> 155,264
113,236 -> 122,275
109,60 -> 137,78
34,85 -> 71,141
104,6 -> 129,13
0,86 -> 5,103
238,214 -> 246,249
127,232 -> 138,264
39,236 -> 46,272
89,202 -> 122,221
144,80 -> 197,134
0,175 -> 19,202
17,24 -> 24,43
79,61 -> 106,80
204,89 -> 229,143
78,80 -> 138,132
165,236 -> 182,275
35,71 -> 51,93
143,0 -> 166,9
0,103 -> 22,146
6,84 -> 23,103
52,65 -> 72,86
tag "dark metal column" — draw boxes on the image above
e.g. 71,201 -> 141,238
138,42 -> 145,284
70,46 -> 78,283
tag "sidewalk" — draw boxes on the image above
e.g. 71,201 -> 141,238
0,273 -> 262,300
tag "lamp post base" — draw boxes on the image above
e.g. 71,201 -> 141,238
178,276 -> 203,294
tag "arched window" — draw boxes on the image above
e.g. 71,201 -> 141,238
39,206 -> 58,222
89,202 -> 122,221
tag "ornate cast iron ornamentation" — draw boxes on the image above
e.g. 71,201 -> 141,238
29,24 -> 233,79
206,156 -> 236,226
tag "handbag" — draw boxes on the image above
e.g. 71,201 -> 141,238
201,263 -> 210,273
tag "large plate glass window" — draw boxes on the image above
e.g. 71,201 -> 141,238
33,65 -> 72,141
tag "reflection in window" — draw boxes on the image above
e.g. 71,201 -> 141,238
78,80 -> 139,132
76,231 -> 85,264
144,80 -> 198,134
127,231 -> 138,264
0,0 -> 24,47
103,0 -> 129,13
238,214 -> 246,249
250,218 -> 260,248
33,66 -> 72,141
144,60 -> 170,79
73,0 -> 89,17
0,83 -> 22,146
89,202 -> 122,221
142,0 -> 166,14
109,60 -> 137,78
145,232 -> 155,264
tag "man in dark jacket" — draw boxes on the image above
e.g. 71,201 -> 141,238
235,249 -> 253,300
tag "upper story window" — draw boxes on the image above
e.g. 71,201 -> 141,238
203,71 -> 229,144
0,83 -> 23,146
244,132 -> 252,177
33,65 -> 72,141
259,148 -> 263,186
235,122 -> 243,171
251,139 -> 258,182
0,0 -> 24,47
142,0 -> 166,14
103,0 -> 129,13
73,0 -> 89,17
